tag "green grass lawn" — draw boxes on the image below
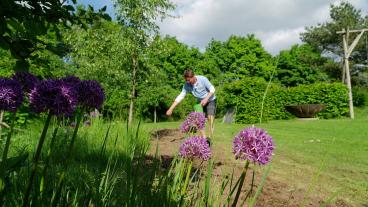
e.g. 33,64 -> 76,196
143,108 -> 368,206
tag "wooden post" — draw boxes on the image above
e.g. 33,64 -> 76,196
337,28 -> 368,119
342,34 -> 354,119
341,28 -> 349,83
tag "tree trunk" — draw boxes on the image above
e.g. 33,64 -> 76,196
341,59 -> 345,83
128,54 -> 138,126
154,107 -> 157,124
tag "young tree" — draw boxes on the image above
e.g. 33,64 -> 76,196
64,20 -> 132,117
301,2 -> 368,79
113,0 -> 175,126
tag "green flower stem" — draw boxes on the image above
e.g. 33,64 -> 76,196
248,164 -> 271,207
0,111 -> 4,140
204,160 -> 213,206
259,57 -> 278,124
51,110 -> 83,206
1,112 -> 16,162
231,160 -> 250,207
23,112 -> 52,207
181,160 -> 193,196
241,167 -> 256,206
65,110 -> 83,161
39,124 -> 59,199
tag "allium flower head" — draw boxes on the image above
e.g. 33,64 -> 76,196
0,78 -> 23,112
12,71 -> 39,93
29,79 -> 77,116
180,112 -> 206,133
232,126 -> 274,165
70,122 -> 77,127
179,136 -> 211,161
83,120 -> 91,126
77,80 -> 105,109
61,76 -> 81,87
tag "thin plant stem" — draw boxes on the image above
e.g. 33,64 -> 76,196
259,58 -> 278,124
99,124 -> 112,156
0,111 -> 4,140
1,112 -> 16,162
51,110 -> 83,207
39,124 -> 59,200
231,160 -> 250,207
241,167 -> 255,206
23,112 -> 52,207
204,160 -> 213,206
181,161 -> 193,195
248,164 -> 271,207
180,160 -> 193,205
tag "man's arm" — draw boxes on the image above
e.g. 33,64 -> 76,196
166,88 -> 186,116
200,77 -> 215,106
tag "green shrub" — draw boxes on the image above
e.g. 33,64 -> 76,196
352,87 -> 367,107
222,78 -> 291,124
287,83 -> 349,118
222,78 -> 349,123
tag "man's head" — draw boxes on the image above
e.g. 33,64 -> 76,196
184,69 -> 196,85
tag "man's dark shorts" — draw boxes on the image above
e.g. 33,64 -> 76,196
203,99 -> 216,117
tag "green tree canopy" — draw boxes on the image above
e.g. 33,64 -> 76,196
0,0 -> 110,70
275,44 -> 329,87
64,20 -> 132,117
202,35 -> 275,83
148,36 -> 203,89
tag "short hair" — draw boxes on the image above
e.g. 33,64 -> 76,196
184,69 -> 194,78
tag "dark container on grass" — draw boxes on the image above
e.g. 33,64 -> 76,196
285,104 -> 326,118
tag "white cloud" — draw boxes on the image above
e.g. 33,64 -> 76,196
158,0 -> 368,55
80,0 -> 368,55
257,27 -> 305,54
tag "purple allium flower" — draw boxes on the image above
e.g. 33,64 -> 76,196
12,71 -> 39,93
180,112 -> 206,133
83,120 -> 91,126
77,80 -> 105,109
89,111 -> 99,118
0,78 -> 23,112
61,76 -> 81,87
29,79 -> 77,116
232,126 -> 274,165
70,122 -> 77,127
179,136 -> 211,161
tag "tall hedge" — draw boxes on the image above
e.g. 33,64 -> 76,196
287,83 -> 349,119
221,78 -> 349,123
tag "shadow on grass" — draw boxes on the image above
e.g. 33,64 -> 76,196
44,135 -> 184,207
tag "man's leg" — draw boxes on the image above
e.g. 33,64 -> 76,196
199,129 -> 206,138
205,100 -> 216,139
207,115 -> 215,138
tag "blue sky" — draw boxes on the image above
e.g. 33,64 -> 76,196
76,0 -> 368,55
77,0 -> 115,16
